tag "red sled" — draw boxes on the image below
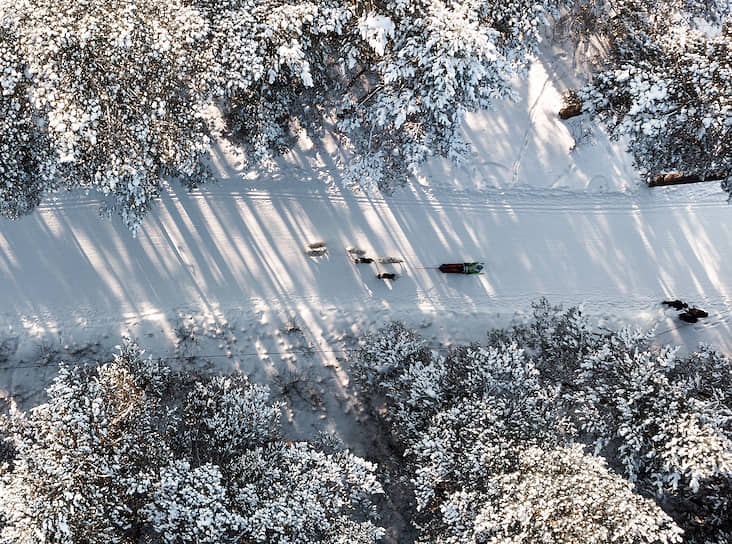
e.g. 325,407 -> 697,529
439,262 -> 484,274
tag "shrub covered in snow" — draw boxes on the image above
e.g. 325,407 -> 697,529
0,340 -> 384,544
354,307 -> 732,543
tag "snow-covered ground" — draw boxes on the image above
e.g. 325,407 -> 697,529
2,47 -> 731,440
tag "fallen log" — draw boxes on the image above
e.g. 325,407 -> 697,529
648,170 -> 727,187
559,103 -> 582,119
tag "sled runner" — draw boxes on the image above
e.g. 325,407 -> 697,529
438,262 -> 484,274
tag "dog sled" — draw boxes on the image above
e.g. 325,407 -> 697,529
438,262 -> 484,274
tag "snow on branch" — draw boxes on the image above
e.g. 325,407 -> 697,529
353,304 -> 732,543
0,339 -> 384,544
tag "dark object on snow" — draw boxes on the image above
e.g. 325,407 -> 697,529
439,262 -> 484,274
649,170 -> 727,187
559,103 -> 582,120
377,272 -> 398,280
353,257 -> 374,264
678,312 -> 698,323
662,300 -> 688,310
688,308 -> 708,318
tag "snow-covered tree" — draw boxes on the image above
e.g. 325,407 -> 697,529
141,460 -> 244,544
353,323 -> 568,452
0,342 -> 173,544
501,302 -> 732,544
565,332 -> 732,494
559,0 -> 731,47
4,0 -> 212,233
229,443 -> 384,543
0,14 -> 50,220
183,375 -> 280,465
412,437 -> 684,544
195,0 -> 354,168
353,321 -> 682,542
355,314 -> 732,543
580,9 -> 731,189
193,0 -> 571,192
352,321 -> 438,441
338,0 -> 570,192
0,340 -> 385,544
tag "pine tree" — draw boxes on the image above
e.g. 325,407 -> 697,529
337,0 -> 570,193
3,0 -> 213,233
0,340 -> 384,544
580,10 -> 731,188
354,315 -> 732,543
0,15 -> 50,219
195,0 -> 354,168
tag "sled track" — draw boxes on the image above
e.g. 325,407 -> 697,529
32,181 -> 730,217
6,178 -> 732,363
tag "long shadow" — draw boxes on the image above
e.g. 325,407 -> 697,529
2,65 -> 732,390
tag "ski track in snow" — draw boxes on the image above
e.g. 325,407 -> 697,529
1,52 -> 731,419
2,178 -> 731,354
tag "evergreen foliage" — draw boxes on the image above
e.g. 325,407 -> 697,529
1,0 -> 730,223
354,306 -> 732,543
0,340 -> 384,544
2,0 -> 213,232
579,3 -> 731,188
0,16 -> 49,219
337,0 -> 568,192
0,0 -> 568,228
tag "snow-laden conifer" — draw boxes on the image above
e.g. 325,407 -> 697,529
581,12 -> 731,188
339,0 -> 569,192
413,439 -> 684,544
198,0 -> 354,168
506,302 -> 732,543
355,313 -> 732,543
0,13 -> 50,220
229,442 -> 384,543
5,0 -> 212,233
0,340 -> 384,544
0,341 -> 172,544
183,375 -> 280,465
141,460 -> 244,544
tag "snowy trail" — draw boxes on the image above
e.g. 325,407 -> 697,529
2,50 -> 731,409
2,177 -> 731,360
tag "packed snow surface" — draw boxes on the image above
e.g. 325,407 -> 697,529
1,53 -> 731,416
